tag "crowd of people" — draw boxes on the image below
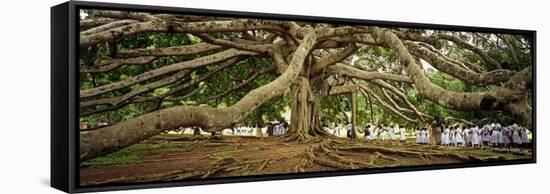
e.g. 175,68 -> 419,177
171,123 -> 289,137
84,117 -> 530,152
363,124 -> 408,143
440,123 -> 529,151
266,121 -> 289,136
414,127 -> 432,145
332,122 -> 531,152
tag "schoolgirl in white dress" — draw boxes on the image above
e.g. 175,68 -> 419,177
496,128 -> 504,148
463,127 -> 471,147
502,126 -> 511,149
388,126 -> 395,141
415,129 -> 421,144
444,127 -> 450,146
520,128 -> 529,145
470,126 -> 480,148
377,125 -> 385,142
455,128 -> 464,146
399,126 -> 406,143
490,128 -> 498,147
424,129 -> 431,145
511,124 -> 521,147
365,125 -> 374,141
420,129 -> 427,144
482,127 -> 490,146
450,127 -> 457,146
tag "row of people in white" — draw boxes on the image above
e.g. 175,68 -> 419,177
272,123 -> 287,136
440,123 -> 529,149
364,125 -> 406,142
415,129 -> 431,144
234,127 -> 255,134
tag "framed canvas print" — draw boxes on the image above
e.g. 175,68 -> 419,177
51,1 -> 536,193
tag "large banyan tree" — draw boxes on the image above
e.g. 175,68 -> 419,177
79,10 -> 533,161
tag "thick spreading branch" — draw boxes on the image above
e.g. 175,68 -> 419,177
80,19 -> 288,46
372,80 -> 424,120
193,33 -> 271,53
192,65 -> 276,104
357,83 -> 417,123
404,41 -> 513,86
312,43 -> 357,73
80,30 -> 317,161
81,19 -> 140,35
438,34 -> 502,69
366,27 -> 531,128
115,43 -> 223,58
81,70 -> 191,108
136,57 -> 243,102
326,63 -> 412,83
394,31 -> 502,69
87,10 -> 160,21
81,56 -> 156,73
80,49 -> 256,98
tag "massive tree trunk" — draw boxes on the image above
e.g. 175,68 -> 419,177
288,77 -> 313,141
286,76 -> 332,141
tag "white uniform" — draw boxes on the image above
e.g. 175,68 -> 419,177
491,130 -> 498,144
441,128 -> 450,145
449,129 -> 457,146
511,125 -> 521,144
366,127 -> 374,140
463,128 -> 471,145
415,130 -> 421,143
378,128 -> 385,141
455,128 -> 464,145
497,130 -> 504,144
399,128 -> 406,141
482,125 -> 491,143
420,130 -> 427,144
388,127 -> 395,140
520,128 -> 529,144
471,127 -> 480,146
503,127 -> 511,144
482,131 -> 491,142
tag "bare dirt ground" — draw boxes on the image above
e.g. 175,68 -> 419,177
79,134 -> 532,186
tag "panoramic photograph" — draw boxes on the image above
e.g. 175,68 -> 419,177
78,9 -> 534,186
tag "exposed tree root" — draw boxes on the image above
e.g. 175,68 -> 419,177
83,152 -> 275,185
258,159 -> 272,171
288,137 -> 511,173
373,151 -> 398,162
81,135 -> 527,186
293,145 -> 316,172
313,157 -> 354,169
281,132 -> 323,143
80,167 -> 225,186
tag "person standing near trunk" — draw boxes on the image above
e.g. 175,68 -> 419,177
365,125 -> 373,141
399,125 -> 406,143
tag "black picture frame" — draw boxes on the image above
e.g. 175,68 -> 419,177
51,1 -> 537,193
